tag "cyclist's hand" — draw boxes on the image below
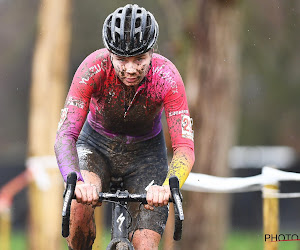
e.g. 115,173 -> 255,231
74,181 -> 100,207
145,185 -> 171,210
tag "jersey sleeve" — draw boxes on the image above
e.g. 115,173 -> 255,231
162,64 -> 195,188
54,50 -> 106,182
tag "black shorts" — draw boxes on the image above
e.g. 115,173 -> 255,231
76,121 -> 169,236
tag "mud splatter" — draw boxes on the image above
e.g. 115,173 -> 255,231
55,48 -> 194,189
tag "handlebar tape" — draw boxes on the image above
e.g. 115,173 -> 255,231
62,172 -> 77,238
169,176 -> 184,220
169,176 -> 184,241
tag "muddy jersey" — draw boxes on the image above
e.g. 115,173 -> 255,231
55,48 -> 194,183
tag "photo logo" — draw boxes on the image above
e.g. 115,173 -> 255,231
265,234 -> 300,242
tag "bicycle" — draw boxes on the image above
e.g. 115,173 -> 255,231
62,172 -> 184,249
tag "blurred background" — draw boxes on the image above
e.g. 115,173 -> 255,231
0,0 -> 300,249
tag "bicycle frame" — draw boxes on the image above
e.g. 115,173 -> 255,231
62,172 -> 184,249
106,177 -> 134,249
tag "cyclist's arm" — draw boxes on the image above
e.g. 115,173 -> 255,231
54,50 -> 105,183
162,69 -> 195,188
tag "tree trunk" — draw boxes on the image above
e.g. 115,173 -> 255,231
180,1 -> 241,249
27,0 -> 71,249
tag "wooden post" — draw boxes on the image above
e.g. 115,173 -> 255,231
27,0 -> 71,249
94,206 -> 104,250
0,209 -> 11,250
27,162 -> 64,250
0,169 -> 32,250
263,184 -> 279,250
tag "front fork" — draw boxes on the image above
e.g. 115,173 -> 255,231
111,201 -> 128,240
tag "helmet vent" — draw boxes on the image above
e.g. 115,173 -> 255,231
102,4 -> 159,56
135,18 -> 141,28
115,18 -> 121,28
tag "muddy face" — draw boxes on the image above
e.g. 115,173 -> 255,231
110,52 -> 152,86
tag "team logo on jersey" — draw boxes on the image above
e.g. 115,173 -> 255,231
79,64 -> 103,85
181,115 -> 194,141
169,110 -> 188,117
67,97 -> 84,109
57,108 -> 68,130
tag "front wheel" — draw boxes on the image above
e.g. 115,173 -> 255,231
106,238 -> 134,250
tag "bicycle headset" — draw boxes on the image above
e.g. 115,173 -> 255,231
102,4 -> 159,57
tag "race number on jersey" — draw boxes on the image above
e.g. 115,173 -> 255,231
181,115 -> 194,141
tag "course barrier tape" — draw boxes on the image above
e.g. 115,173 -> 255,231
26,155 -> 58,191
25,156 -> 300,198
262,188 -> 300,199
182,166 -> 300,198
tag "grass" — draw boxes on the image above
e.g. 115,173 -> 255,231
224,230 -> 300,250
7,230 -> 300,249
224,231 -> 264,250
10,231 -> 27,250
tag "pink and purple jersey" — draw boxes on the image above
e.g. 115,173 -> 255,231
55,48 -> 194,183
